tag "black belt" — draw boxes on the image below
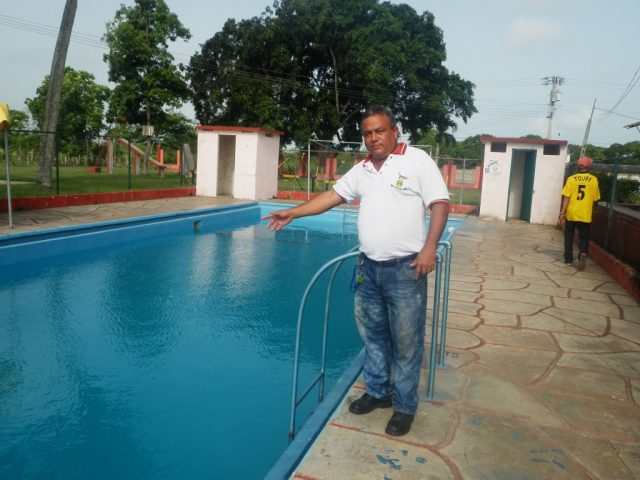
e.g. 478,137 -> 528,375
362,252 -> 418,266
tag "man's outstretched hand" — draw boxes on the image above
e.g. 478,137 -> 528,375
261,210 -> 293,231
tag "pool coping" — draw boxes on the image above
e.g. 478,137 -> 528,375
0,202 -> 261,244
264,349 -> 365,480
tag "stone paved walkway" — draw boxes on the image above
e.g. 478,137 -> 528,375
1,200 -> 639,479
294,216 -> 640,480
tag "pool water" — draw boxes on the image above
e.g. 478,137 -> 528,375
0,213 -> 361,479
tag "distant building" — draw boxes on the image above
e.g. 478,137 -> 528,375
479,137 -> 568,225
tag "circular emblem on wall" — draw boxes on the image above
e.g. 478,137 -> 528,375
485,160 -> 502,176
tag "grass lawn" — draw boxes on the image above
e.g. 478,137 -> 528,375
0,164 -> 187,198
2,165 -> 481,206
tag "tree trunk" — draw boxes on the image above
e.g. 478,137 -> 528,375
38,0 -> 77,187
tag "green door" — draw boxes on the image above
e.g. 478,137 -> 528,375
520,151 -> 536,221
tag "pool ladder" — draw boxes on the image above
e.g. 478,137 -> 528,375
288,241 -> 453,442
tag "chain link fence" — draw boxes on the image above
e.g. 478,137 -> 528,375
0,129 -> 197,199
277,143 -> 482,206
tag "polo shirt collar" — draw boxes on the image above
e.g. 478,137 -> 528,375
363,142 -> 407,163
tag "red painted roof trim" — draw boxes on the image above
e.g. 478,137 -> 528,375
197,125 -> 285,136
480,136 -> 568,146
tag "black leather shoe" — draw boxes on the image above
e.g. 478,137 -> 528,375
349,393 -> 392,415
385,412 -> 414,436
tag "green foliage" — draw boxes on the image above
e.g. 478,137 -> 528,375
25,67 -> 110,155
594,172 -> 640,204
2,110 -> 39,163
567,142 -> 640,165
103,0 -> 191,130
7,109 -> 32,130
416,130 -> 486,159
187,0 -> 476,147
107,111 -> 196,150
154,111 -> 196,148
441,134 -> 486,159
567,143 -> 606,162
603,142 -> 640,165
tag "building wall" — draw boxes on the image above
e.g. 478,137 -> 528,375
195,131 -> 219,197
479,139 -> 567,225
232,133 -> 260,199
196,128 -> 281,200
479,149 -> 512,221
254,134 -> 280,199
530,148 -> 566,224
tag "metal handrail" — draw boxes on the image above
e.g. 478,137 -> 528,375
288,238 -> 454,438
289,248 -> 360,441
437,240 -> 453,367
426,249 -> 442,399
426,240 -> 454,398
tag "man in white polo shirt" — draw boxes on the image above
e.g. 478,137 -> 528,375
263,105 -> 449,436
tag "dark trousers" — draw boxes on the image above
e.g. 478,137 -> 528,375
564,220 -> 591,262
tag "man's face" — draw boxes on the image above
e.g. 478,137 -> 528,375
361,114 -> 399,161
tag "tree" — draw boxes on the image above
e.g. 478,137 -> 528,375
7,109 -> 31,130
103,0 -> 191,173
103,0 -> 191,126
442,134 -> 486,159
567,143 -> 606,163
603,142 -> 640,165
416,131 -> 486,159
1,110 -> 38,164
38,0 -> 77,187
26,68 -> 110,156
188,0 -> 476,147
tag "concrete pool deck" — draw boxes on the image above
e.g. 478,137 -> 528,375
1,197 -> 639,479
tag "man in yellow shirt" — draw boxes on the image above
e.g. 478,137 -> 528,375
558,156 -> 601,270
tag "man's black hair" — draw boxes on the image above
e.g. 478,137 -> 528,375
361,105 -> 397,129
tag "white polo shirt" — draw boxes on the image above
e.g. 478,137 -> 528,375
333,143 -> 449,261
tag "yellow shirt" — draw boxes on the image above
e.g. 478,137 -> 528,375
561,172 -> 600,223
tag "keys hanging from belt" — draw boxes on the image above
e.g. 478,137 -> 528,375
351,254 -> 365,292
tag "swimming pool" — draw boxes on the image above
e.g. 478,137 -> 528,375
0,202 -> 461,479
0,203 -> 363,479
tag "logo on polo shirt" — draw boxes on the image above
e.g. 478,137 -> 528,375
392,173 -> 410,191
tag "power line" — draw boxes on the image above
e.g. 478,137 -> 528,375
0,14 -> 107,49
603,64 -> 640,114
3,14 -> 637,145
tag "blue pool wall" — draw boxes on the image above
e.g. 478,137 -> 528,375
0,202 -> 462,268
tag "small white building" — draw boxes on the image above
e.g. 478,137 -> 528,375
196,126 -> 283,200
479,137 -> 568,225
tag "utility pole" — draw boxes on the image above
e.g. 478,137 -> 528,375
580,98 -> 597,158
543,76 -> 564,139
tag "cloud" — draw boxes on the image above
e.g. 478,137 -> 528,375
506,17 -> 563,48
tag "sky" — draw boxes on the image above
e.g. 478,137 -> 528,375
1,0 -> 639,147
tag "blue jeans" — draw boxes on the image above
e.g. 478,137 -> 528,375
354,254 -> 427,414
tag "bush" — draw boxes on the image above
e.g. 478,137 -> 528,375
594,173 -> 640,204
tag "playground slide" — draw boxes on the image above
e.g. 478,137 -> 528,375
115,137 -> 150,159
115,138 -> 179,172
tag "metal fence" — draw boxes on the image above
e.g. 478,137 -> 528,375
0,129 -> 197,200
277,145 -> 482,206
583,161 -> 640,273
435,156 -> 483,206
